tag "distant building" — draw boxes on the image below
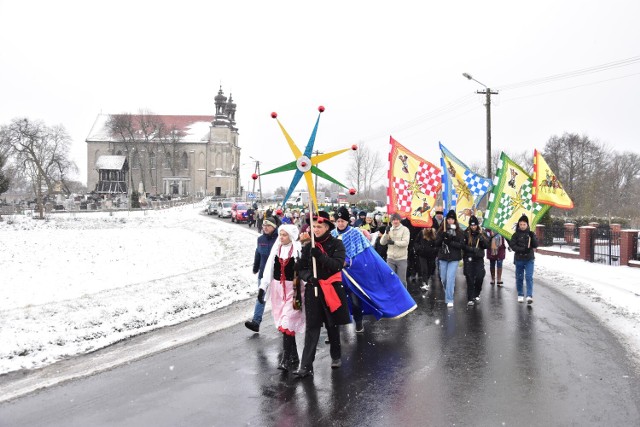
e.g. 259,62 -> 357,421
85,87 -> 240,197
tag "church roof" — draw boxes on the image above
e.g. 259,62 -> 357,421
95,155 -> 127,170
86,114 -> 215,144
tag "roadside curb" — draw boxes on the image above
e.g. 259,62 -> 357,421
0,298 -> 260,403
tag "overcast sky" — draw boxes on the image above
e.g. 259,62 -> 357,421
1,0 -> 639,193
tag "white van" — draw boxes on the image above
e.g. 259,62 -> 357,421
218,201 -> 233,218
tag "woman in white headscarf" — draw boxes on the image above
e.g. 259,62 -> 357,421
258,224 -> 305,371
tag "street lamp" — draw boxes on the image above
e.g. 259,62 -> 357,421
463,73 -> 498,178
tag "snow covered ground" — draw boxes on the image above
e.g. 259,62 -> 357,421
1,200 -> 639,376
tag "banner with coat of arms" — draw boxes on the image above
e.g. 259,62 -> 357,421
386,137 -> 441,228
439,143 -> 492,229
532,149 -> 574,209
483,152 -> 551,239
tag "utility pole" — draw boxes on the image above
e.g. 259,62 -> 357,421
463,73 -> 498,178
478,87 -> 499,178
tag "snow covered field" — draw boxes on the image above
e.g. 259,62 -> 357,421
0,200 -> 639,376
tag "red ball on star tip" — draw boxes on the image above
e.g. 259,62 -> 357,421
251,173 -> 258,180
271,112 -> 277,119
318,106 -> 325,113
349,188 -> 357,195
351,144 -> 358,151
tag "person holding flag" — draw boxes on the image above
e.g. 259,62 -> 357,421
294,211 -> 351,378
508,214 -> 539,304
461,215 -> 489,306
435,210 -> 464,308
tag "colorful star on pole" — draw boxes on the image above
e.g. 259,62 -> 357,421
251,106 -> 357,211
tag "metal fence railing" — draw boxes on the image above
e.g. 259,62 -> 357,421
591,227 -> 621,266
541,225 -> 580,251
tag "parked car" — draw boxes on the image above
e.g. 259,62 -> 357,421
231,203 -> 249,223
206,202 -> 218,215
218,201 -> 233,218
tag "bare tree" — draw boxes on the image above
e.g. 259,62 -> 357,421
106,111 -> 179,195
1,118 -> 77,217
346,142 -> 384,198
543,133 -> 607,215
0,153 -> 10,197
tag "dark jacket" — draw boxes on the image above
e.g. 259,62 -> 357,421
508,227 -> 538,261
297,231 -> 351,328
374,228 -> 388,261
462,228 -> 489,261
253,231 -> 278,280
414,234 -> 438,260
435,227 -> 464,262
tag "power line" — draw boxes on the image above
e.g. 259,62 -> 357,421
497,55 -> 640,91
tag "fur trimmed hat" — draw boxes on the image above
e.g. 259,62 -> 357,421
336,206 -> 350,221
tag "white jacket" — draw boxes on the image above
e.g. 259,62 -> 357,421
380,224 -> 410,260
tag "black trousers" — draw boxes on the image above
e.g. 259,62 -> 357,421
300,324 -> 341,370
464,259 -> 486,300
417,255 -> 436,279
346,289 -> 363,324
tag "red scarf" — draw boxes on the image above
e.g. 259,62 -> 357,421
318,272 -> 343,312
312,237 -> 342,312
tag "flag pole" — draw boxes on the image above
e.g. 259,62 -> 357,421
308,195 -> 318,296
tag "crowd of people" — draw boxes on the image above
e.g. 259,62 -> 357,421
244,205 -> 539,379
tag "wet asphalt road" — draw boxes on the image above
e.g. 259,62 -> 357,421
1,215 -> 639,426
1,269 -> 639,426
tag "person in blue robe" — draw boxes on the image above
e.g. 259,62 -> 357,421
331,207 -> 416,332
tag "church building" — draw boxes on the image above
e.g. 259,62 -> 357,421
85,87 -> 240,198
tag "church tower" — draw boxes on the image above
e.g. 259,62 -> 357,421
207,86 -> 241,197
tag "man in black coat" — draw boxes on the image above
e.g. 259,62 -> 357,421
294,211 -> 351,378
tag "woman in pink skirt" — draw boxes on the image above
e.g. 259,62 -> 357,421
258,224 -> 305,371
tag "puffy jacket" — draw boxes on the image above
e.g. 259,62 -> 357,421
253,231 -> 278,279
508,227 -> 538,261
435,227 -> 464,262
462,228 -> 489,261
380,224 -> 411,260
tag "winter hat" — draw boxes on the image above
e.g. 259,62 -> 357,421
468,215 -> 479,226
336,206 -> 350,221
313,210 -> 335,230
390,212 -> 402,221
446,209 -> 456,220
518,214 -> 529,225
278,224 -> 300,242
358,210 -> 367,217
263,217 -> 277,228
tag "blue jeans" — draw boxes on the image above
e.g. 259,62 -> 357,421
252,277 -> 265,324
439,260 -> 459,304
515,259 -> 535,297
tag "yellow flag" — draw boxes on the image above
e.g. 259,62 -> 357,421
532,149 -> 574,209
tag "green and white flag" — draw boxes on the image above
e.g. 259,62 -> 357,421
483,152 -> 550,240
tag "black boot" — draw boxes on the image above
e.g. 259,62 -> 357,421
278,333 -> 292,371
289,337 -> 300,370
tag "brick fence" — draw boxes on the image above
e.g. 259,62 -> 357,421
535,224 -> 639,267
